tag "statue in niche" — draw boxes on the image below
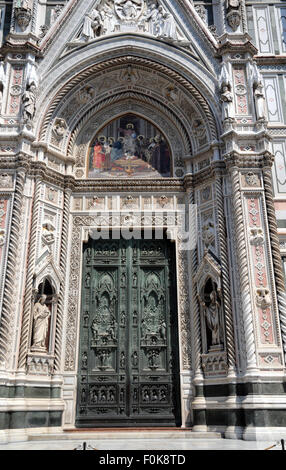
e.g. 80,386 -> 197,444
201,284 -> 223,348
31,295 -> 51,350
253,81 -> 266,121
147,348 -> 160,369
249,61 -> 266,121
22,82 -> 37,122
220,85 -> 233,121
219,63 -> 234,121
202,221 -> 215,251
158,321 -> 167,342
91,319 -> 98,341
82,351 -> 88,369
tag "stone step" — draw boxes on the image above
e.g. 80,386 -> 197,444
28,430 -> 223,441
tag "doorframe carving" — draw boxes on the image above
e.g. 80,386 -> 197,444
62,206 -> 192,428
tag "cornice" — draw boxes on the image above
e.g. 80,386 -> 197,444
72,178 -> 185,193
224,150 -> 275,169
254,55 -> 286,66
216,36 -> 258,57
0,35 -> 42,57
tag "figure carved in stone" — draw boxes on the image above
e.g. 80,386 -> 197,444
81,9 -> 102,41
202,286 -> 222,347
144,2 -> 158,35
219,63 -> 234,121
14,2 -> 32,31
42,222 -> 55,247
249,228 -> 264,246
202,221 -> 215,251
52,118 -> 67,140
253,81 -> 266,121
31,295 -> 51,350
115,0 -> 143,20
22,82 -> 37,122
220,85 -> 233,120
226,0 -> 241,31
256,288 -> 272,310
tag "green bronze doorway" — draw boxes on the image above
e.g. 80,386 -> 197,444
76,234 -> 181,427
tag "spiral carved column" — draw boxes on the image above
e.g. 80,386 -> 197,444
263,166 -> 286,361
189,188 -> 202,377
18,176 -> 42,369
215,174 -> 236,370
0,168 -> 26,370
230,168 -> 257,370
53,188 -> 71,373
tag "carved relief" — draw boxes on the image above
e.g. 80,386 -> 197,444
256,288 -> 272,310
51,118 -> 67,144
14,5 -> 32,31
75,0 -> 187,45
249,228 -> 264,247
226,0 -> 241,31
0,174 -> 13,189
41,222 -> 55,248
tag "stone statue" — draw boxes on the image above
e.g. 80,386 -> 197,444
31,295 -> 51,350
22,82 -> 36,122
100,3 -> 117,33
220,85 -> 233,120
253,81 -> 266,121
160,11 -> 178,42
203,289 -> 221,346
145,2 -> 159,35
81,9 -> 102,41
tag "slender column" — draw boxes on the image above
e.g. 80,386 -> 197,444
263,164 -> 286,361
0,165 -> 27,370
53,187 -> 72,372
229,167 -> 257,371
17,175 -> 42,369
215,171 -> 236,370
188,187 -> 203,377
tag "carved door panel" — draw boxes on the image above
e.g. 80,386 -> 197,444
76,237 -> 181,427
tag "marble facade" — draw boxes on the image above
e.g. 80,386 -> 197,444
0,0 -> 286,442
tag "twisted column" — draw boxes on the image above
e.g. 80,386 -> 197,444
18,176 -> 42,369
215,175 -> 236,370
53,188 -> 71,373
0,169 -> 26,369
263,167 -> 286,360
230,168 -> 257,370
189,189 -> 202,376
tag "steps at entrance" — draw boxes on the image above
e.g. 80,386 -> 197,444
28,428 -> 223,441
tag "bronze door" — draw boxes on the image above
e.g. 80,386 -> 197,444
76,236 -> 181,427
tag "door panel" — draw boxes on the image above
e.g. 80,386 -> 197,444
76,236 -> 181,427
